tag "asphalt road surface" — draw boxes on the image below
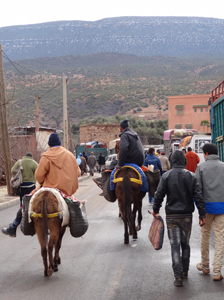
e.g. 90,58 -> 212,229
0,175 -> 223,300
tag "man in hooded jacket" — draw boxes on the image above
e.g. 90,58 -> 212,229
35,133 -> 81,196
117,119 -> 144,168
152,150 -> 206,287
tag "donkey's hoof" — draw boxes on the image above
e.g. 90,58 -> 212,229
135,225 -> 141,231
53,265 -> 58,272
124,240 -> 129,244
133,234 -> 138,240
47,268 -> 54,276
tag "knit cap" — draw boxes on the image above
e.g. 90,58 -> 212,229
48,133 -> 61,146
120,119 -> 129,129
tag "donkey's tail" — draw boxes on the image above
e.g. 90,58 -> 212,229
123,173 -> 132,222
40,193 -> 48,248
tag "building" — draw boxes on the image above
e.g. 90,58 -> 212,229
79,124 -> 120,147
168,94 -> 211,133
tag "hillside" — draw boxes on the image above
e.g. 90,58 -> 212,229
3,53 -> 224,129
1,17 -> 224,60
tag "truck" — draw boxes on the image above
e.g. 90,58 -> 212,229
75,141 -> 108,159
163,129 -> 211,164
163,129 -> 197,156
210,80 -> 224,161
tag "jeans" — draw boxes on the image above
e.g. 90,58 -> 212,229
12,185 -> 36,228
148,193 -> 154,204
200,213 -> 224,273
166,216 -> 192,278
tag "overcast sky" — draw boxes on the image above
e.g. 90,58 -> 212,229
1,0 -> 224,28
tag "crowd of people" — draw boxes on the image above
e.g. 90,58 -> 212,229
2,121 -> 224,289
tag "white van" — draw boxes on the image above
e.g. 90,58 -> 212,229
105,154 -> 117,169
186,133 -> 211,165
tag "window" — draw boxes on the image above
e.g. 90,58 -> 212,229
195,139 -> 211,154
175,105 -> 184,116
194,108 -> 197,112
175,124 -> 182,129
200,108 -> 203,112
185,124 -> 192,129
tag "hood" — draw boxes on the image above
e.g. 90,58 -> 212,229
186,151 -> 196,158
42,146 -> 68,169
119,128 -> 138,139
171,150 -> 187,168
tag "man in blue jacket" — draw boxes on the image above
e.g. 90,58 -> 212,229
195,143 -> 224,281
143,147 -> 163,204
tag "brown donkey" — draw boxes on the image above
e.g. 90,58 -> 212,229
31,191 -> 66,276
115,168 -> 146,244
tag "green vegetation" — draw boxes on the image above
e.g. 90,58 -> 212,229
3,53 -> 224,129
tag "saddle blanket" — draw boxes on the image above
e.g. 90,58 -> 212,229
110,163 -> 148,192
28,187 -> 70,227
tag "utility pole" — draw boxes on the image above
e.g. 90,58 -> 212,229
35,95 -> 39,131
0,44 -> 13,195
63,76 -> 68,148
67,110 -> 74,153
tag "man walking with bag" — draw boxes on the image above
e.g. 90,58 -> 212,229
152,150 -> 206,287
195,143 -> 224,281
2,152 -> 38,237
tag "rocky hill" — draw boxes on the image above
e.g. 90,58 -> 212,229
3,52 -> 224,129
1,16 -> 224,60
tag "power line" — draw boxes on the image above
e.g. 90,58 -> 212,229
39,80 -> 63,99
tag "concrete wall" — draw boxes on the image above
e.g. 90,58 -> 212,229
168,94 -> 211,133
79,124 -> 120,147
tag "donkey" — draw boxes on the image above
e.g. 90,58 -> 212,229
31,191 -> 66,276
115,168 -> 146,244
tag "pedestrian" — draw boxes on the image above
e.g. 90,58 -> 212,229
2,152 -> 38,237
195,143 -> 224,281
156,149 -> 161,157
80,153 -> 87,176
185,147 -> 200,173
83,151 -> 88,162
182,148 -> 186,155
116,119 -> 144,169
143,147 -> 162,204
35,132 -> 81,196
152,150 -> 206,287
87,152 -> 97,176
159,151 -> 170,174
98,153 -> 105,172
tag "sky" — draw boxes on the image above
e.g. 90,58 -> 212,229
1,0 -> 224,28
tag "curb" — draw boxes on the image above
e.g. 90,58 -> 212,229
0,175 -> 90,211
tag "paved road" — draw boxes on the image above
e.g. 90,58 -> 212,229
0,176 -> 223,300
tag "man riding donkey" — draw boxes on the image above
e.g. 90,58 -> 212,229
35,133 -> 81,196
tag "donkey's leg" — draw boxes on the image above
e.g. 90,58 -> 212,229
34,220 -> 49,276
124,219 -> 129,244
54,225 -> 66,268
132,203 -> 138,239
136,200 -> 143,231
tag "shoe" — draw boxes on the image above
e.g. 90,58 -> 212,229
174,278 -> 183,287
213,272 -> 223,281
196,263 -> 210,274
183,271 -> 188,279
2,226 -> 16,237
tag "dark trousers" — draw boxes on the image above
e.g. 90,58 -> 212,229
166,216 -> 192,278
13,185 -> 36,227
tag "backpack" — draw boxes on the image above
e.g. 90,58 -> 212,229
10,159 -> 23,188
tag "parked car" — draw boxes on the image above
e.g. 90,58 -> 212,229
105,154 -> 117,169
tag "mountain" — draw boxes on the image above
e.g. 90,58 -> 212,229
1,16 -> 224,60
3,52 -> 224,129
